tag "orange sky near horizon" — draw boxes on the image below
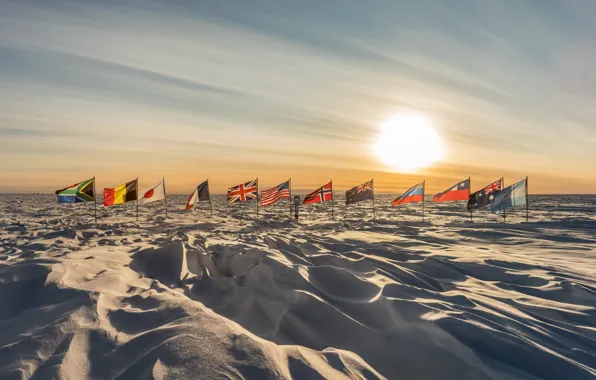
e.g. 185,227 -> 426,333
1,2 -> 596,194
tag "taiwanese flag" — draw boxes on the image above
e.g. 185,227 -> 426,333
392,182 -> 424,206
303,181 -> 333,205
104,179 -> 138,207
433,178 -> 470,203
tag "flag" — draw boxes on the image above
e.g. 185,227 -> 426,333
392,182 -> 424,206
346,180 -> 373,205
433,178 -> 470,203
55,178 -> 95,203
490,178 -> 527,215
227,179 -> 258,204
104,179 -> 138,207
185,180 -> 210,210
261,180 -> 290,207
138,179 -> 166,206
467,178 -> 502,211
303,181 -> 333,205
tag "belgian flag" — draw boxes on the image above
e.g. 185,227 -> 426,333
103,179 -> 138,207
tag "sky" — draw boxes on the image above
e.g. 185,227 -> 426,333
1,0 -> 596,194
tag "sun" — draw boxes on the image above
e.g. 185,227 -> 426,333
374,113 -> 444,173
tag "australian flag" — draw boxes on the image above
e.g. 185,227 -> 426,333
346,180 -> 374,205
467,178 -> 503,211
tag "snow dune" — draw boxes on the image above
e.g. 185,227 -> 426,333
0,194 -> 595,379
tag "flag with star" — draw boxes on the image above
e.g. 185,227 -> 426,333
490,178 -> 528,215
346,179 -> 373,205
467,178 -> 502,211
433,178 -> 470,203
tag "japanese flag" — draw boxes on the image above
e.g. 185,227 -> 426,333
138,179 -> 166,206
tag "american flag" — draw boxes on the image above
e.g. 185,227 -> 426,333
261,180 -> 290,207
303,181 -> 333,205
227,179 -> 258,204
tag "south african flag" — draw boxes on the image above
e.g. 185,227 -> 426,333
55,178 -> 95,203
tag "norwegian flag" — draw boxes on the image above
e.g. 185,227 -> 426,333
303,181 -> 333,205
261,179 -> 290,207
227,179 -> 258,204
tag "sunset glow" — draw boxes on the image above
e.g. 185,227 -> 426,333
374,114 -> 444,173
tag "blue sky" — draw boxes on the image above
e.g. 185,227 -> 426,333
1,0 -> 595,193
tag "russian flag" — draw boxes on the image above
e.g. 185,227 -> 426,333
433,178 -> 470,203
392,182 -> 424,206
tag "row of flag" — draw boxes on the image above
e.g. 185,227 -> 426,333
55,176 -> 529,217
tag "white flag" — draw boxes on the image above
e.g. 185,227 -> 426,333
138,179 -> 166,206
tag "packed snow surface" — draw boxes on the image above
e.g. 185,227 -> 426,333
1,194 -> 595,379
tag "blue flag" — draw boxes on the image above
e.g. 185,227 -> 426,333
490,178 -> 528,215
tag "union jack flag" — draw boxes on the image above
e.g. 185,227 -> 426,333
261,179 -> 290,207
227,179 -> 258,204
303,181 -> 333,205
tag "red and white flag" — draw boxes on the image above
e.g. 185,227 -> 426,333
303,181 -> 333,205
227,179 -> 258,204
138,179 -> 166,206
261,179 -> 290,207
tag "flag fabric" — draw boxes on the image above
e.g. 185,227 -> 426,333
138,179 -> 166,206
185,180 -> 210,210
392,182 -> 424,206
433,179 -> 470,203
227,179 -> 258,204
346,180 -> 373,205
467,178 -> 502,211
55,178 -> 95,203
104,179 -> 138,207
261,180 -> 290,207
490,178 -> 528,215
303,181 -> 333,205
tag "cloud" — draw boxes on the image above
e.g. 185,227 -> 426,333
1,0 -> 595,192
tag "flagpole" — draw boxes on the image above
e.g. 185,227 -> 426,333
469,177 -> 473,223
136,177 -> 139,222
422,180 -> 426,222
372,178 -> 376,220
163,177 -> 168,219
525,176 -> 529,223
331,180 -> 334,220
256,177 -> 259,219
208,180 -> 213,217
93,176 -> 98,223
501,177 -> 506,223
289,178 -> 292,218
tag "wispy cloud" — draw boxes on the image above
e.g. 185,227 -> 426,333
1,0 -> 595,193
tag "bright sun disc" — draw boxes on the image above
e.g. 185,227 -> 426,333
374,113 -> 444,172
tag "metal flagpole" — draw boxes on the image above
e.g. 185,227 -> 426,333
501,177 -> 506,223
162,177 -> 168,219
372,178 -> 375,220
469,177 -> 473,223
289,178 -> 292,218
136,177 -> 139,222
208,180 -> 213,217
323,180 -> 335,220
93,176 -> 98,223
422,181 -> 426,221
256,177 -> 259,219
525,176 -> 529,223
